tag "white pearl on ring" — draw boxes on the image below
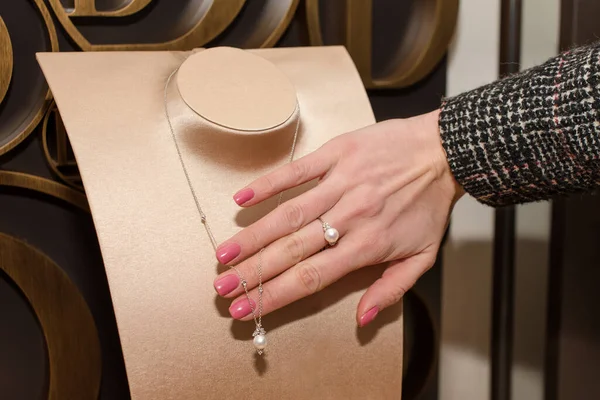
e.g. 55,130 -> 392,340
253,334 -> 267,350
324,227 -> 339,244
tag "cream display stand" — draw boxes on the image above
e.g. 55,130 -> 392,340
37,46 -> 403,399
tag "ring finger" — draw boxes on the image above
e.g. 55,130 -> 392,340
215,179 -> 343,266
214,211 -> 346,298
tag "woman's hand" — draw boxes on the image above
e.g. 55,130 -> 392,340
213,109 -> 464,327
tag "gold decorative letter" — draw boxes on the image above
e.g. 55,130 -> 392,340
0,0 -> 59,157
42,103 -> 84,190
0,229 -> 99,400
48,0 -> 247,50
306,0 -> 459,89
0,16 -> 13,105
67,0 -> 153,18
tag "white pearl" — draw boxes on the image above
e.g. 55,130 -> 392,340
253,334 -> 267,350
324,227 -> 339,244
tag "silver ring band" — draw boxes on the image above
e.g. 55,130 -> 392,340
317,217 -> 340,246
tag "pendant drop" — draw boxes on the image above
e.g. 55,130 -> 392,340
252,325 -> 267,355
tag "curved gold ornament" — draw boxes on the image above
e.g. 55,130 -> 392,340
0,170 -> 89,212
0,232 -> 100,399
48,0 -> 299,51
305,0 -> 459,89
247,0 -> 300,48
67,0 -> 153,18
304,0 -> 324,46
0,16 -> 13,105
0,0 -> 59,157
41,102 -> 83,191
48,0 -> 246,51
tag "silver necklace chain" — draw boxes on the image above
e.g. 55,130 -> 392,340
163,64 -> 300,355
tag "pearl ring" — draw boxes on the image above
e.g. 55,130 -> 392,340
317,217 -> 340,246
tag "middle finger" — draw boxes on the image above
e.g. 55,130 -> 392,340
215,180 -> 342,265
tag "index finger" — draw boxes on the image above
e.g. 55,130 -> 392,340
217,179 -> 341,265
232,144 -> 336,207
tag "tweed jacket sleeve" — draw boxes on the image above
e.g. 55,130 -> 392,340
439,41 -> 600,207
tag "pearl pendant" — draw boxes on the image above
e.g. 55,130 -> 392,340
324,227 -> 339,245
252,325 -> 267,355
253,334 -> 267,351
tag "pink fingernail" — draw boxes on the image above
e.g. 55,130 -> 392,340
234,188 -> 254,205
216,243 -> 241,264
229,298 -> 256,319
214,274 -> 239,296
359,306 -> 379,327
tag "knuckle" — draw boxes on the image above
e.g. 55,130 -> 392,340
357,231 -> 391,263
283,203 -> 305,231
385,285 -> 408,307
340,136 -> 360,156
359,231 -> 379,251
295,262 -> 322,295
238,260 -> 259,286
247,229 -> 262,250
284,234 -> 305,264
262,175 -> 277,197
290,161 -> 308,183
261,283 -> 278,308
358,230 -> 381,252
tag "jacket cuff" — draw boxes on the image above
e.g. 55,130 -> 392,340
438,42 -> 600,207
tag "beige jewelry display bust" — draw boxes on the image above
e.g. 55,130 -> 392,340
37,46 -> 403,399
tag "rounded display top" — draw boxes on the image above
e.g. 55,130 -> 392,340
176,47 -> 298,132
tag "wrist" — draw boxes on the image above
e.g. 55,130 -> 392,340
422,108 -> 466,204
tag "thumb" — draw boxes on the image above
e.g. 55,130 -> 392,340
356,254 -> 433,327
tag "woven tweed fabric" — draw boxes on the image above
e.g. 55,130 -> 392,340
439,41 -> 600,207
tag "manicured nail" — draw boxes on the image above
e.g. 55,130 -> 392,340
216,242 -> 241,264
229,298 -> 256,319
214,274 -> 240,296
233,188 -> 254,205
359,306 -> 379,327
